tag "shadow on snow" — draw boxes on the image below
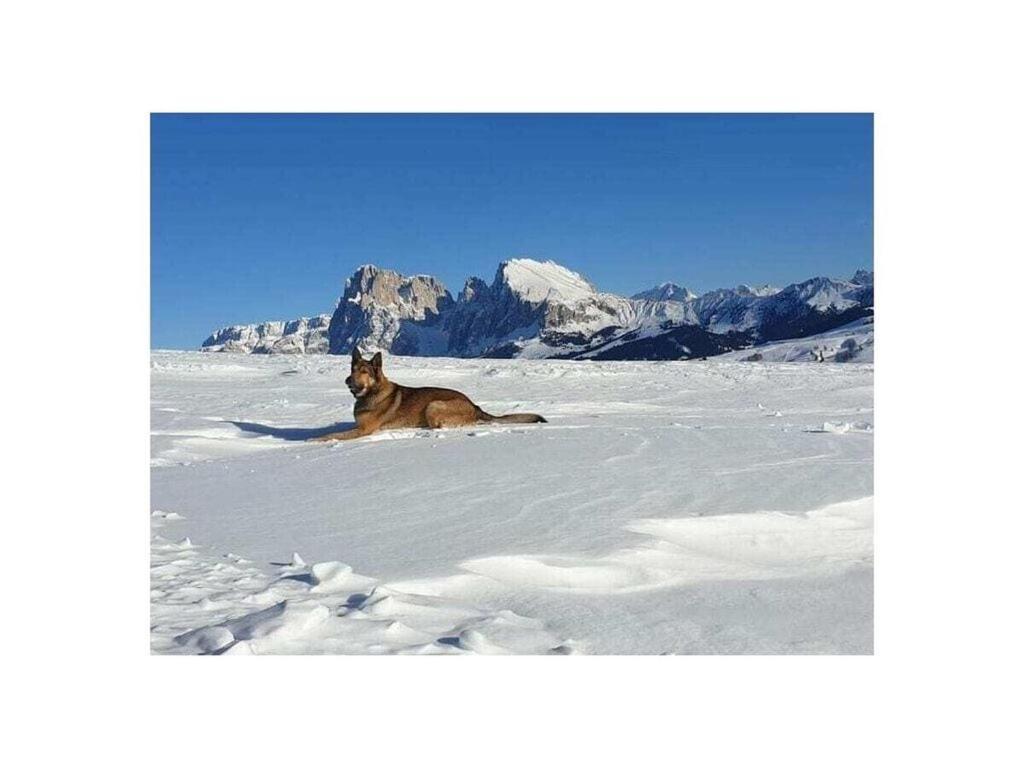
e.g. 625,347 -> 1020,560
227,420 -> 356,441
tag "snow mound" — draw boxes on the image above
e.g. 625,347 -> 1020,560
805,421 -> 873,434
151,532 -> 570,655
309,561 -> 357,593
464,498 -> 872,593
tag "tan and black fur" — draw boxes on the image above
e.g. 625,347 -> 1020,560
310,349 -> 546,442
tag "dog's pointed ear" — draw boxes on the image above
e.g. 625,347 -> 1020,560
352,347 -> 362,363
370,351 -> 383,371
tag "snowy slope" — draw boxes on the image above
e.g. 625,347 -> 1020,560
720,316 -> 875,363
501,258 -> 597,302
151,351 -> 873,654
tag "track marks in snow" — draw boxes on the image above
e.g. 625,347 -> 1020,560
461,498 -> 872,595
151,532 -> 571,655
713,452 -> 837,476
804,421 -> 873,434
603,435 -> 651,465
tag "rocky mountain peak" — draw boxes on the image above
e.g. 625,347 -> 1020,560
458,276 -> 490,303
735,283 -> 780,297
342,264 -> 451,317
851,269 -> 874,285
496,258 -> 597,304
632,282 -> 699,303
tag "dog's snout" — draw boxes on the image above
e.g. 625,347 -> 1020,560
345,376 -> 353,387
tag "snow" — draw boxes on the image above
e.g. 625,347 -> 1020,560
720,317 -> 875,363
202,314 -> 331,354
632,282 -> 699,302
736,283 -> 781,297
500,258 -> 597,303
152,350 -> 873,654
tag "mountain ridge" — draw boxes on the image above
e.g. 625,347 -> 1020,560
201,258 -> 873,360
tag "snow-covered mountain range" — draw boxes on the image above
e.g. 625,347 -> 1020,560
202,258 -> 873,360
201,315 -> 332,354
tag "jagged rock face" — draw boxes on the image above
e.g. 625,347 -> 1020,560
202,315 -> 331,354
443,260 -> 699,357
318,259 -> 663,358
437,260 -> 679,357
443,262 -> 558,356
444,280 -> 541,356
327,265 -> 453,355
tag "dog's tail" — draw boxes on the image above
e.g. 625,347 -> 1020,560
476,408 -> 547,424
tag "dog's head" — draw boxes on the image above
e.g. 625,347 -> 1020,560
346,348 -> 384,398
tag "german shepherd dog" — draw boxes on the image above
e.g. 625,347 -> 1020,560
309,349 -> 547,442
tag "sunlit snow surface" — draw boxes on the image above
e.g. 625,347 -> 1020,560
500,258 -> 598,302
151,351 -> 873,654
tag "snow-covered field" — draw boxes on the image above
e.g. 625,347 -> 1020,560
151,351 -> 873,654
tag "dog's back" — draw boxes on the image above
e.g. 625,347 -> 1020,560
383,384 -> 546,429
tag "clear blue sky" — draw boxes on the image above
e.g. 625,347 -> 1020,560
152,113 -> 872,349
